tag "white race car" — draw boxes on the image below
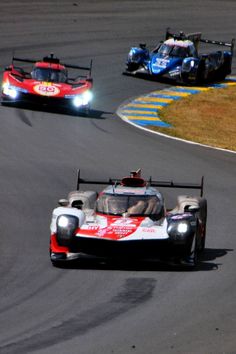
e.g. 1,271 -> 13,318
50,169 -> 207,268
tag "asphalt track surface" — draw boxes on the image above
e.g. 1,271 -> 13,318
0,2 -> 236,354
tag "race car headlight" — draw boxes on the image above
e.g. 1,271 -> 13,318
2,84 -> 18,99
57,215 -> 70,228
73,96 -> 83,107
128,50 -> 141,63
167,220 -> 193,243
56,214 -> 79,246
128,49 -> 134,60
182,58 -> 198,72
73,90 -> 93,107
82,90 -> 93,104
2,83 -> 28,98
177,222 -> 189,233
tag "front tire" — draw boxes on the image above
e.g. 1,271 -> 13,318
182,234 -> 199,268
126,62 -> 140,72
196,59 -> 206,84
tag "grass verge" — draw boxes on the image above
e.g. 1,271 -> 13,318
150,85 -> 236,151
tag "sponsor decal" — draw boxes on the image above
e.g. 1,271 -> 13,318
155,58 -> 168,68
87,225 -> 99,230
111,218 -> 138,227
109,218 -> 141,238
78,217 -> 144,240
33,82 -> 60,96
169,68 -> 181,77
142,228 -> 155,233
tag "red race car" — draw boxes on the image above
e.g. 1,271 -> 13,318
1,54 -> 93,113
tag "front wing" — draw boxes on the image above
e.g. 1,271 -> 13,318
1,90 -> 90,111
50,233 -> 192,263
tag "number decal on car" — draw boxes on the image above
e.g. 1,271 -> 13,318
33,83 -> 60,96
155,58 -> 168,68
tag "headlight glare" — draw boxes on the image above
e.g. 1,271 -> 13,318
56,214 -> 79,246
73,96 -> 83,107
177,221 -> 189,233
167,220 -> 193,242
2,84 -> 18,98
73,91 -> 93,107
2,83 -> 28,98
57,215 -> 69,228
82,90 -> 93,104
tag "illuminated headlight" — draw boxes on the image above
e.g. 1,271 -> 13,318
73,91 -> 93,107
57,215 -> 70,228
2,84 -> 18,99
182,59 -> 197,73
56,214 -> 79,246
177,222 -> 189,233
167,220 -> 193,243
190,60 -> 195,68
73,96 -> 83,107
128,49 -> 134,60
128,49 -> 140,62
82,90 -> 93,104
2,83 -> 28,98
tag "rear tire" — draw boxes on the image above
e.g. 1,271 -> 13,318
217,57 -> 231,81
199,199 -> 207,252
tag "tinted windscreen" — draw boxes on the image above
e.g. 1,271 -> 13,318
96,194 -> 162,217
157,44 -> 188,57
32,68 -> 67,82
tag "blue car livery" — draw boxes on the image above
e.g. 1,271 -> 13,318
124,29 -> 234,84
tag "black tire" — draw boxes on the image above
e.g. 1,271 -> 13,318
180,234 -> 199,269
199,199 -> 207,252
189,234 -> 199,268
51,260 -> 60,267
126,62 -> 140,72
1,98 -> 10,106
217,57 -> 232,81
196,59 -> 206,84
50,249 -> 67,267
51,260 -> 71,268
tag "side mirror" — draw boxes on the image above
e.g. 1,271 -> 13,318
58,199 -> 69,207
184,205 -> 200,213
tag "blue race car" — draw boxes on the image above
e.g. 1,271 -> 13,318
124,29 -> 234,84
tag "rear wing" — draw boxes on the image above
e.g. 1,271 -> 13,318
76,170 -> 204,197
200,37 -> 235,56
165,28 -> 235,55
12,54 -> 93,76
148,176 -> 204,197
65,60 -> 93,77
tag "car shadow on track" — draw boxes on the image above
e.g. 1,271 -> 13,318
123,71 -> 226,87
52,248 -> 232,272
1,101 -> 113,120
